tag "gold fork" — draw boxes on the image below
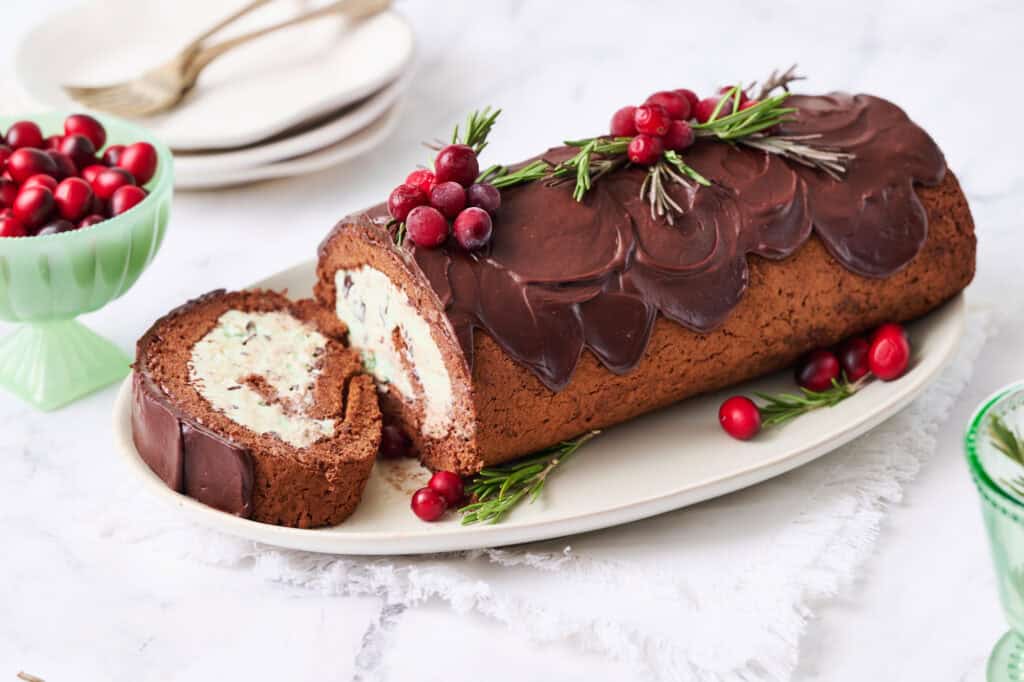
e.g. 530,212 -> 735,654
63,0 -> 391,117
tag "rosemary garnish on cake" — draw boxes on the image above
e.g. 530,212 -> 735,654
459,430 -> 599,525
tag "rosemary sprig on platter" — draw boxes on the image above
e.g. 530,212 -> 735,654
459,430 -> 599,525
755,376 -> 867,427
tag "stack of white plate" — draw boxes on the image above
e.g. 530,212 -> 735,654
14,0 -> 415,190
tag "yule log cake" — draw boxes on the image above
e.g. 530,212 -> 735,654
316,92 -> 975,475
132,290 -> 381,527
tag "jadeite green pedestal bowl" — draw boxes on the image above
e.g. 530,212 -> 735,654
0,113 -> 173,410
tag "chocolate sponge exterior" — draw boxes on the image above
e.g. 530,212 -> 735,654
317,172 -> 975,475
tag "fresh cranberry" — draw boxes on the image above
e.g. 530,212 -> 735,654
379,423 -> 413,458
117,142 -> 158,185
795,349 -> 841,392
411,487 -> 447,521
80,164 -> 106,185
35,219 -> 75,236
627,134 -> 664,165
109,185 -> 147,215
405,168 -> 436,194
22,174 -> 57,191
92,167 -> 135,200
663,120 -> 695,151
453,207 -> 492,250
694,97 -> 734,123
43,135 -> 63,151
872,322 -> 909,344
434,144 -> 479,187
0,178 -> 17,208
428,471 -> 464,506
717,85 -> 751,105
674,88 -> 700,116
54,178 -> 94,221
64,114 -> 106,150
406,205 -> 449,247
5,121 -> 43,150
868,323 -> 910,380
645,91 -> 691,120
57,134 -> 96,171
6,148 -> 57,183
46,151 -> 77,180
0,216 -> 27,238
838,337 -> 871,382
387,183 -> 427,222
78,214 -> 105,229
609,105 -> 637,137
101,144 -> 125,167
719,396 -> 762,440
0,145 -> 11,170
12,187 -> 55,229
633,103 -> 671,136
466,183 -> 501,214
429,181 -> 466,219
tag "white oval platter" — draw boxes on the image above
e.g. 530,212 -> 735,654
16,0 -> 414,151
112,259 -> 966,555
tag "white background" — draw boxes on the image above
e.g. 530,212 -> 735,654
1,1 -> 1021,680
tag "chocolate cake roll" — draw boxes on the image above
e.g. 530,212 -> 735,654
132,290 -> 381,528
316,93 -> 976,475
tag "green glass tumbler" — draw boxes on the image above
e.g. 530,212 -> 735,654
966,383 -> 1024,681
0,112 -> 173,410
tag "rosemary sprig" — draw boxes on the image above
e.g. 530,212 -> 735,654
459,430 -> 600,525
991,414 -> 1024,467
755,376 -> 867,427
756,64 -> 805,100
452,106 -> 502,154
639,153 -> 709,224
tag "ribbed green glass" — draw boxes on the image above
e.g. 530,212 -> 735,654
966,383 -> 1024,682
0,112 -> 173,410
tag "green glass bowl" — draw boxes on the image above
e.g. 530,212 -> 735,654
0,112 -> 173,410
966,383 -> 1024,681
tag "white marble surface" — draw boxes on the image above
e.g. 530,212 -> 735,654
1,0 -> 1021,679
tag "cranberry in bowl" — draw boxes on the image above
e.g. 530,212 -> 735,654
0,111 -> 173,410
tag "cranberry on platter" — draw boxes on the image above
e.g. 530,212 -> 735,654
627,134 -> 664,165
109,185 -> 147,216
92,167 -> 135,200
645,90 -> 691,121
429,181 -> 467,219
117,142 -> 158,185
405,168 -> 436,194
64,114 -> 106,150
838,337 -> 871,382
406,205 -> 449,247
795,349 -> 841,392
663,120 -> 695,152
610,105 -> 638,137
5,121 -> 44,150
719,396 -> 762,441
387,183 -> 427,222
466,183 -> 500,214
868,323 -> 910,380
379,423 -> 413,459
428,471 -> 464,506
434,144 -> 479,187
453,206 -> 492,251
411,486 -> 447,522
54,178 -> 94,221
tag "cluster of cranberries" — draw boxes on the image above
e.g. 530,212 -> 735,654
387,143 -> 500,251
611,86 -> 758,165
379,422 -> 465,522
719,322 -> 912,441
0,115 -> 158,238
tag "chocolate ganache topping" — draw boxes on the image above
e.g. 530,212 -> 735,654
386,93 -> 945,392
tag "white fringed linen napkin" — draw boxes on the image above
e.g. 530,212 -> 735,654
129,310 -> 989,682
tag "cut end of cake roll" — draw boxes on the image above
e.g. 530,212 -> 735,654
132,289 -> 382,528
316,219 -> 483,475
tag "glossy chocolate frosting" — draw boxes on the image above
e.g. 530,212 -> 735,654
383,93 -> 946,391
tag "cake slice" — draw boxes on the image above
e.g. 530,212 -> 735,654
131,289 -> 381,528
